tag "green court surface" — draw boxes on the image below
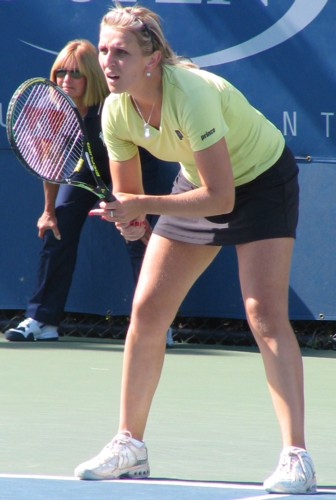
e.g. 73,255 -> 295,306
0,336 -> 335,488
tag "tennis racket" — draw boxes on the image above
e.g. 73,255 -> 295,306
6,77 -> 114,201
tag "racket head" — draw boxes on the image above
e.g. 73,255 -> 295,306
6,77 -> 85,184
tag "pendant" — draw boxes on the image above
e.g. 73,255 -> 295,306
144,123 -> 150,139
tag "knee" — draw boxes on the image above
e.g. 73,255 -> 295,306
132,294 -> 152,324
131,291 -> 171,336
245,298 -> 289,341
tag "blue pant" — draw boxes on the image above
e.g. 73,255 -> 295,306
26,157 -> 177,325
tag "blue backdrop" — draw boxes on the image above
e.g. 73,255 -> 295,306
1,0 -> 335,320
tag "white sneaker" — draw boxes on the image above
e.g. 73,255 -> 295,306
5,317 -> 58,342
74,431 -> 150,480
263,446 -> 317,494
166,327 -> 175,348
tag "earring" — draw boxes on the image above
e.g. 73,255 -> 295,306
146,71 -> 151,77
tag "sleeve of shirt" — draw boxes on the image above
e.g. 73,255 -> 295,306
180,84 -> 229,152
102,96 -> 138,161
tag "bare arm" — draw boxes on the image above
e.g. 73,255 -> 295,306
110,151 -> 144,197
103,151 -> 150,241
143,138 -> 234,217
43,181 -> 59,212
37,181 -> 61,240
98,138 -> 235,223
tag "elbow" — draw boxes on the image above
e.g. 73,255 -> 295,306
226,191 -> 235,214
217,188 -> 235,215
226,178 -> 235,213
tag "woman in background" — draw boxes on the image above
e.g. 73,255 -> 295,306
5,38 -> 174,346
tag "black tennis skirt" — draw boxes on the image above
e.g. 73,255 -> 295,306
153,146 -> 299,246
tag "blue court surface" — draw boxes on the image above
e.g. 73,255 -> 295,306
0,476 -> 335,500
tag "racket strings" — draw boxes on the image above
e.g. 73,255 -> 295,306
11,82 -> 83,182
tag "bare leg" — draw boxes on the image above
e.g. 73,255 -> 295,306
119,234 -> 221,440
236,238 -> 305,448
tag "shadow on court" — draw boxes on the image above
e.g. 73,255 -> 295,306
0,336 -> 335,497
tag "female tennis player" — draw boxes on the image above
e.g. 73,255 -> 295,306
75,5 -> 317,493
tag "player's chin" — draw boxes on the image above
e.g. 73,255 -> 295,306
106,78 -> 122,94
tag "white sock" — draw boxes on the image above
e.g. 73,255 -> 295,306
131,438 -> 144,448
28,318 -> 43,327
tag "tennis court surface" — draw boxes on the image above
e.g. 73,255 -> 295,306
0,336 -> 335,499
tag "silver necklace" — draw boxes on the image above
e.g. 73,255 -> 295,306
132,96 -> 156,139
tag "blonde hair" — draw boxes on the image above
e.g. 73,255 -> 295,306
50,39 -> 109,107
100,4 -> 198,69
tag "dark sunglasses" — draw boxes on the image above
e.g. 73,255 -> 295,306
55,69 -> 83,79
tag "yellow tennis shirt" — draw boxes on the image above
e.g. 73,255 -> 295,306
102,64 -> 285,187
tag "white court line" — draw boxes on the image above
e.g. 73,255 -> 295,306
0,474 -> 262,487
0,474 -> 334,496
0,474 -> 75,481
239,496 -> 287,500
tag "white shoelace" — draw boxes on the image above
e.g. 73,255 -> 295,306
279,448 -> 311,480
100,431 -> 133,461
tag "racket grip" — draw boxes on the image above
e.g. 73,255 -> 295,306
74,158 -> 85,173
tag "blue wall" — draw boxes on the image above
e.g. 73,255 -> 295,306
1,0 -> 335,320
